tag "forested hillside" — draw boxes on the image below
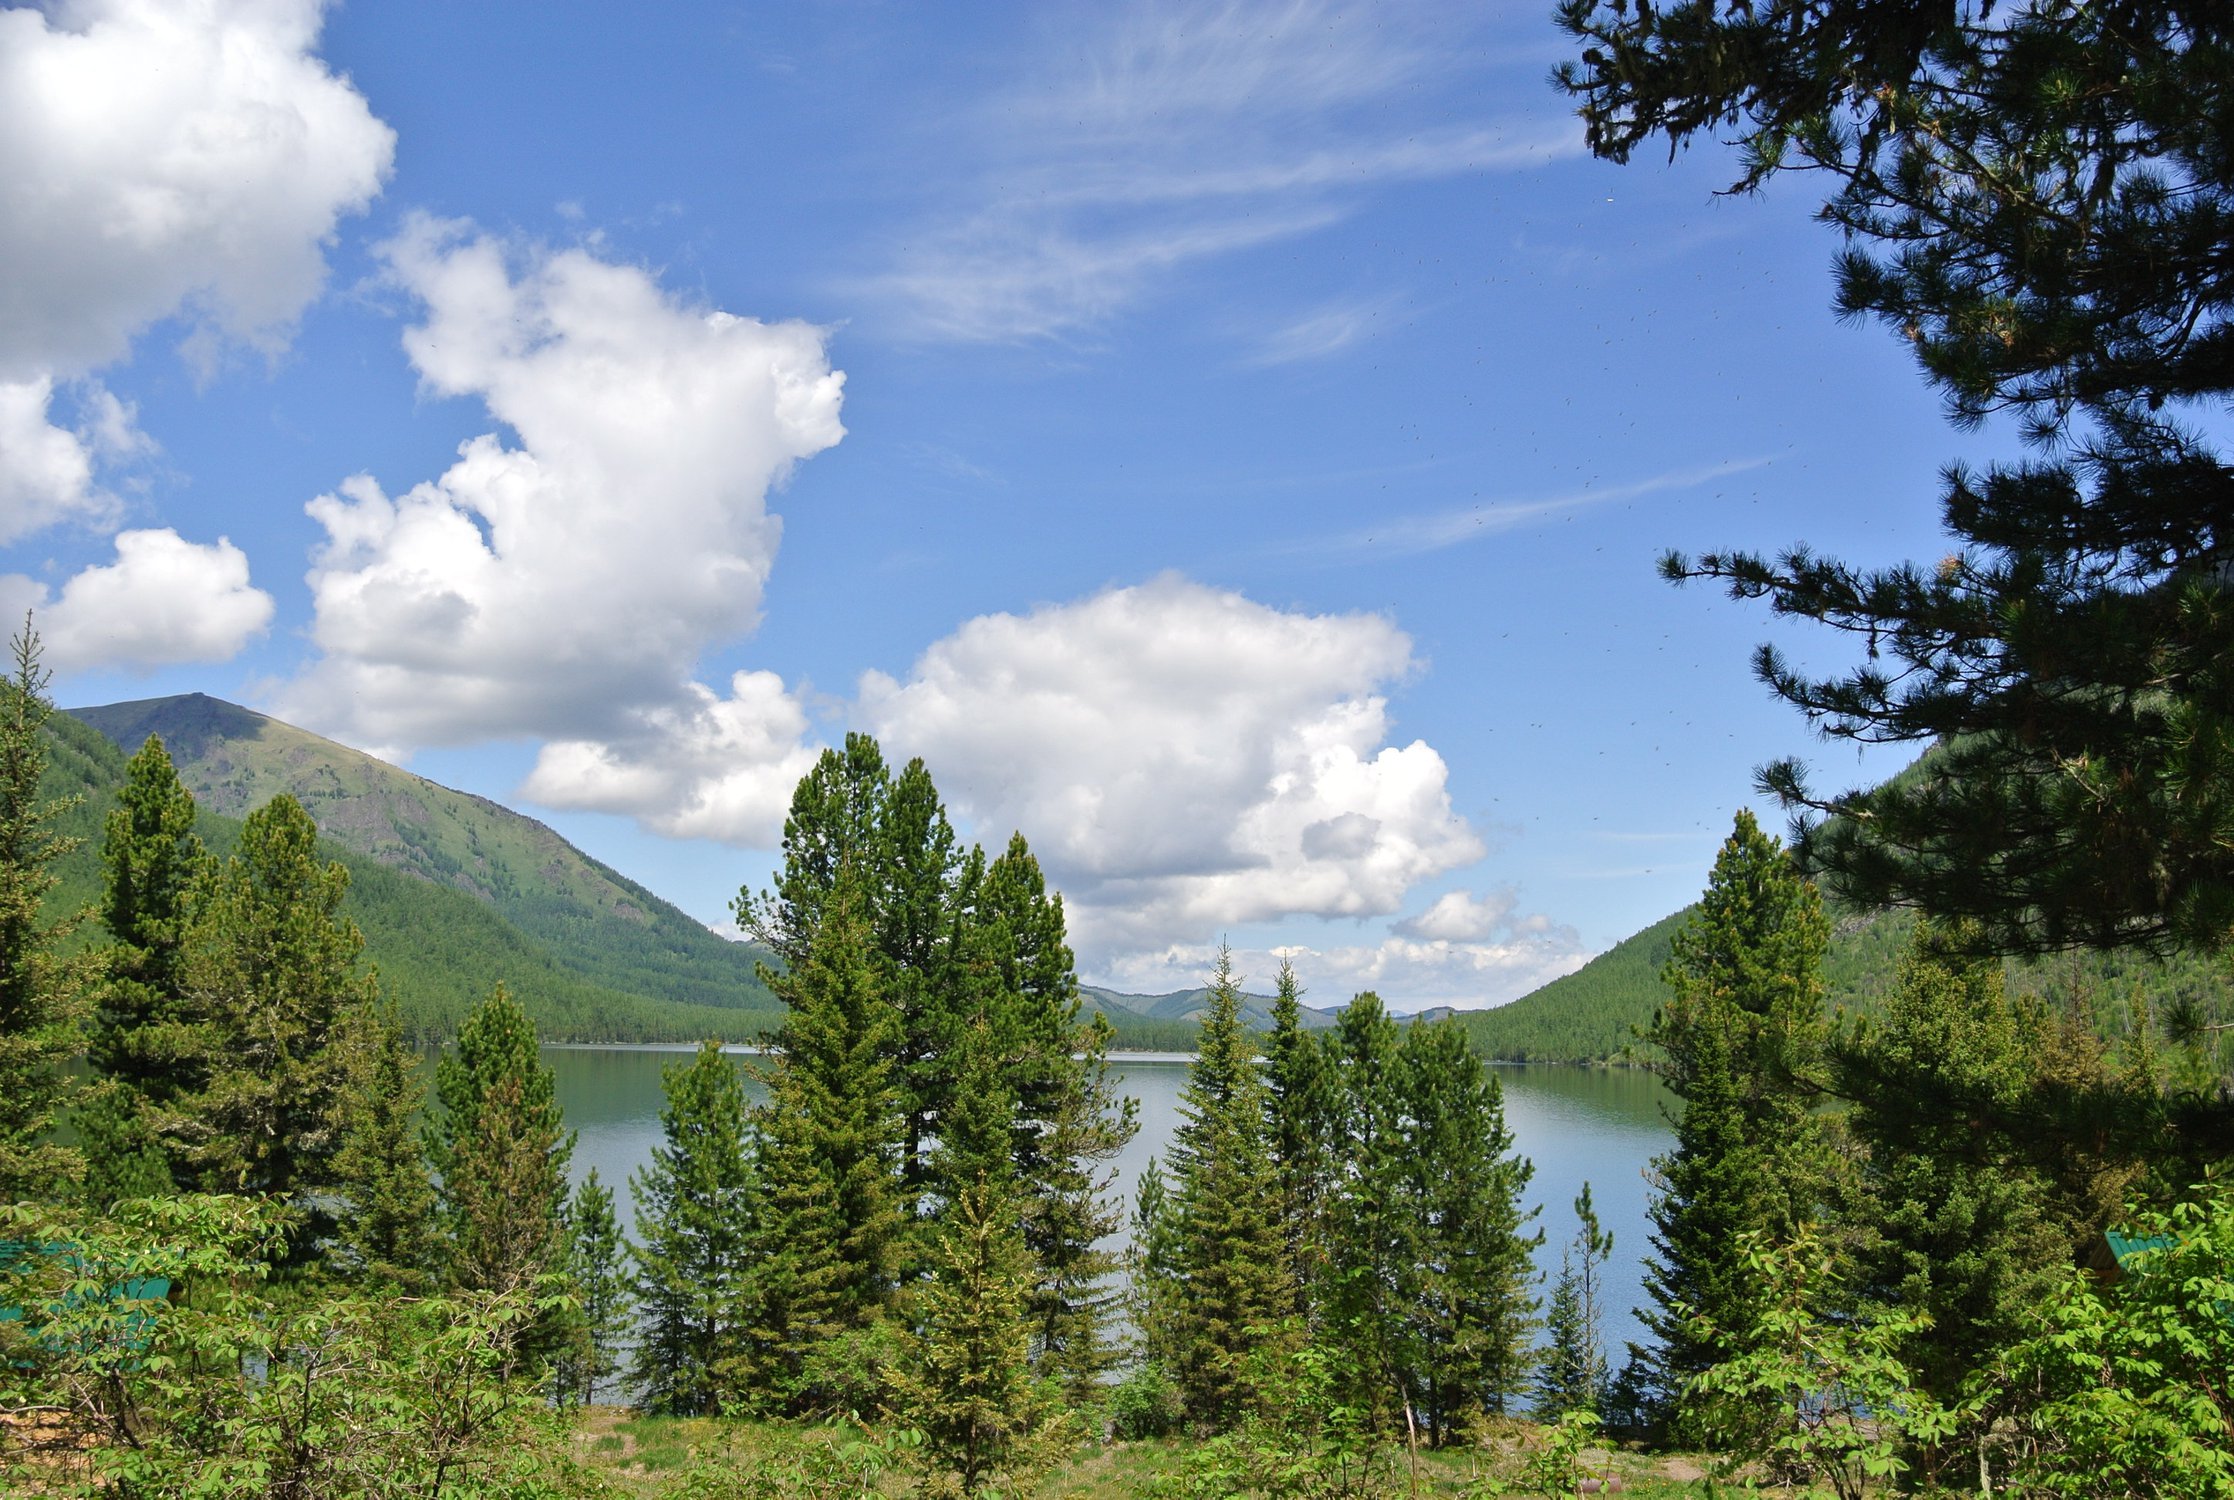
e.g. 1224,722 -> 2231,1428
1462,894 -> 2220,1066
41,710 -> 783,1044
72,695 -> 782,1018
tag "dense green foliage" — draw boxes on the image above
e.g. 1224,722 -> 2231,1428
330,998 -> 441,1290
1536,1183 -> 1614,1420
0,628 -> 87,1202
0,1195 -> 583,1497
557,1167 -> 631,1408
1561,1 -> 2234,959
629,1040 -> 758,1417
1628,811 -> 1836,1435
430,984 -> 574,1320
1145,947 -> 1291,1427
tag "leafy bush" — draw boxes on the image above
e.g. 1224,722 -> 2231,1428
1110,1361 -> 1186,1440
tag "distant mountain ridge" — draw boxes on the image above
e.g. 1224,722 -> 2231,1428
1080,983 -> 1340,1036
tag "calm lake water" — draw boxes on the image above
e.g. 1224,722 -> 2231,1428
541,1045 -> 1676,1353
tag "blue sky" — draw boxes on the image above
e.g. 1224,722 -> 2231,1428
3,0 -> 1971,1008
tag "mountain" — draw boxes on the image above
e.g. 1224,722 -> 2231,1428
1082,983 -> 1340,1033
1458,892 -> 2218,1065
63,694 -> 783,1043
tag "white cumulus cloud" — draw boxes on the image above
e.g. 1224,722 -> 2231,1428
0,0 -> 394,382
281,217 -> 847,760
521,670 -> 823,847
0,528 -> 273,672
859,573 -> 1484,948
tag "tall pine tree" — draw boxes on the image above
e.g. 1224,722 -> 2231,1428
0,623 -> 85,1203
630,1040 -> 757,1417
427,983 -> 572,1300
972,834 -> 1135,1398
1631,809 -> 1835,1434
1537,1182 -> 1615,1419
330,998 -> 440,1290
741,867 -> 907,1413
81,734 -> 206,1199
168,793 -> 373,1258
1155,945 -> 1290,1427
1263,959 -> 1335,1321
1399,1016 -> 1538,1436
1833,930 -> 2070,1410
557,1168 -> 632,1408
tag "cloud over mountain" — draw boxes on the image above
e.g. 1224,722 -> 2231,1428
860,573 -> 1485,948
0,528 -> 273,672
283,217 -> 845,766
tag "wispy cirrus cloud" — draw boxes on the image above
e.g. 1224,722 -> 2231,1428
859,0 -> 1578,344
1241,292 -> 1412,368
1291,456 -> 1777,560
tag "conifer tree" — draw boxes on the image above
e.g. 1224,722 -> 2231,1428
894,1026 -> 1058,1500
1633,810 -> 1834,1433
557,1168 -> 632,1408
741,869 -> 906,1413
738,737 -> 970,1205
1559,3 -> 2234,961
1263,959 -> 1335,1319
1399,1016 -> 1538,1434
883,755 -> 965,1201
0,622 -> 85,1202
1537,1183 -> 1615,1418
1128,1156 -> 1183,1375
1833,932 -> 2069,1409
331,999 -> 440,1291
972,834 -> 1135,1397
893,1178 -> 1059,1496
1157,946 -> 1290,1426
82,734 -> 206,1196
428,983 -> 572,1300
631,1040 -> 756,1417
1318,992 -> 1421,1429
169,793 -> 372,1254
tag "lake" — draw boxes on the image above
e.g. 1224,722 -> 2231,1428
544,1044 -> 1676,1355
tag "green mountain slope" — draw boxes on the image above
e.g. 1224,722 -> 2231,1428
1461,892 -> 2215,1066
51,697 -> 782,1044
70,695 -> 779,1020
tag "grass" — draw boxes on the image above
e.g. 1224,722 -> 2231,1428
564,1408 -> 1729,1498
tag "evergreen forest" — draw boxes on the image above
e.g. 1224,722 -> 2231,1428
6,3 -> 2234,1496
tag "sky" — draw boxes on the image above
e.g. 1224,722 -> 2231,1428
1,0 -> 1981,1010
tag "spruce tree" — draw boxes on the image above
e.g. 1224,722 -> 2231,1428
428,983 -> 572,1300
0,622 -> 84,1203
169,793 -> 373,1256
1263,959 -> 1335,1319
1318,992 -> 1421,1431
630,1040 -> 756,1416
738,737 -> 971,1205
1537,1183 -> 1615,1418
1833,931 -> 2069,1409
894,1026 -> 1058,1500
1399,1016 -> 1538,1435
557,1168 -> 632,1408
893,1177 -> 1059,1496
1633,809 -> 1834,1433
741,868 -> 906,1413
972,834 -> 1135,1397
1158,945 -> 1290,1427
83,734 -> 206,1196
331,999 -> 440,1291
